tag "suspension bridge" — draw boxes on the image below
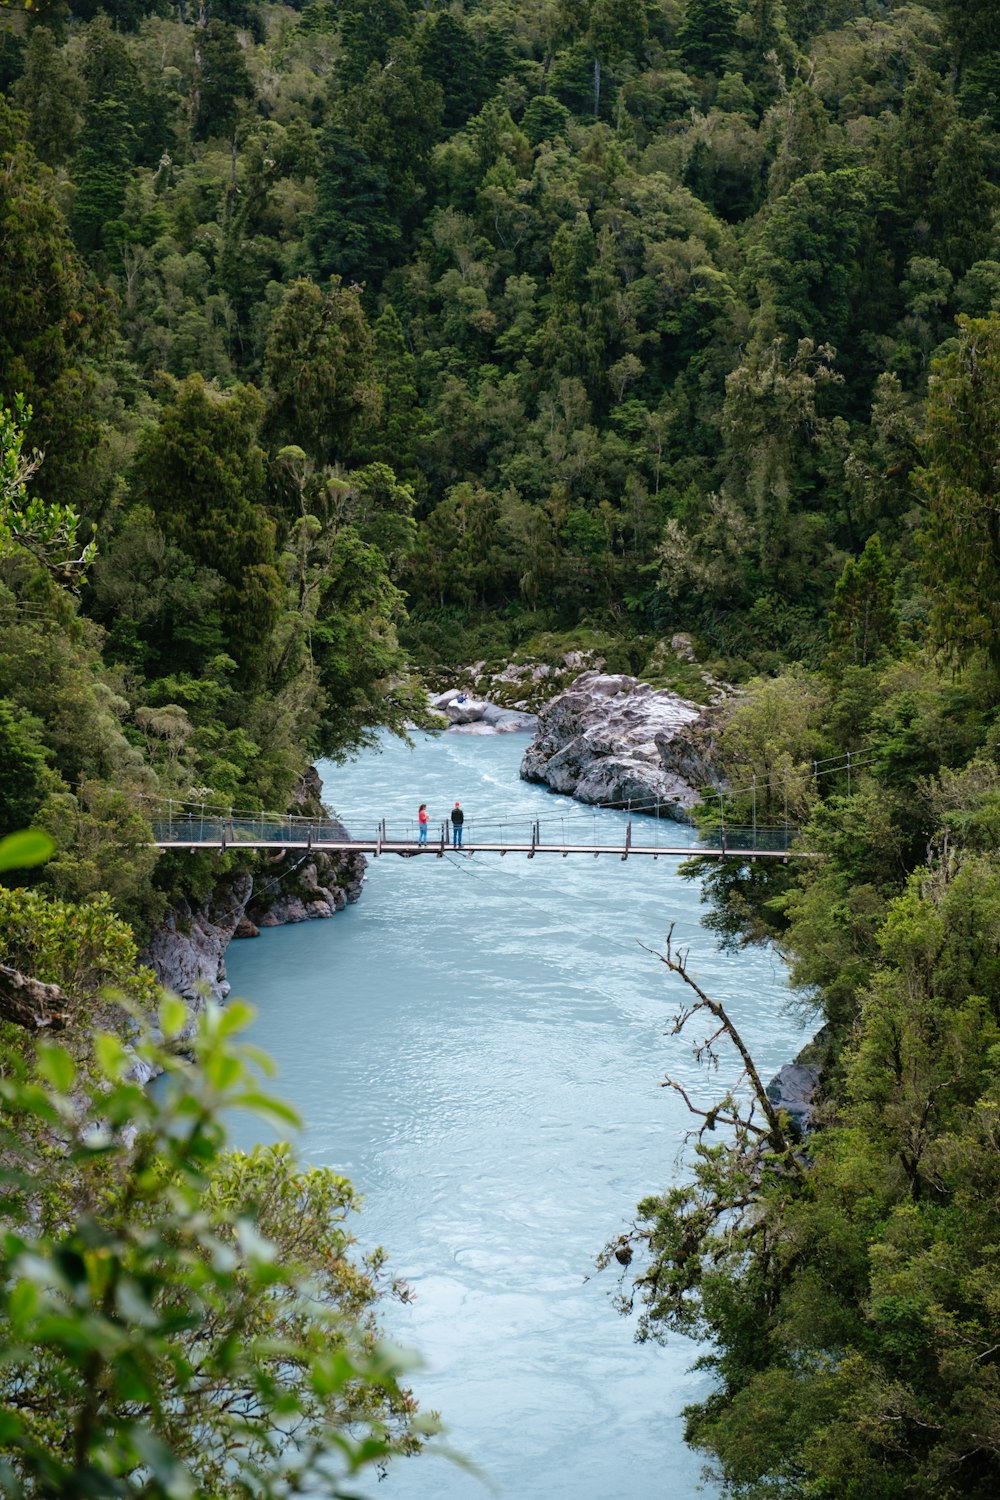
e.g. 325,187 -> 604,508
148,809 -> 808,863
142,742 -> 869,862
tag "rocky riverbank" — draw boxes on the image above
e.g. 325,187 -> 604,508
141,768 -> 365,1014
520,671 -> 721,818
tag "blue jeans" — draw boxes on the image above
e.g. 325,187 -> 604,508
418,824 -> 427,845
452,824 -> 463,848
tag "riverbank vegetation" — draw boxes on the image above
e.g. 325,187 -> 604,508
4,0 -> 1000,1493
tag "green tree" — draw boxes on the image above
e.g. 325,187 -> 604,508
264,278 -> 380,467
0,700 -> 50,839
12,25 -> 83,167
336,0 -> 414,85
929,121 -> 999,278
0,102 -> 104,510
0,397 -> 96,585
310,527 -> 423,755
135,377 -> 281,682
0,999 -> 428,1496
937,0 -> 998,80
335,42 -> 443,222
306,125 -> 400,286
677,0 -> 738,75
71,98 -> 136,256
827,534 -> 898,670
194,20 -> 255,141
721,334 -> 842,587
415,11 -> 488,130
746,169 -> 877,347
917,315 -> 1000,671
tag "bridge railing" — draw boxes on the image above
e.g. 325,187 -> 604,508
150,815 -> 352,845
149,813 -> 800,853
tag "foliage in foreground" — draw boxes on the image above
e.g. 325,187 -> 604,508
0,998 -> 429,1498
606,637 -> 1000,1497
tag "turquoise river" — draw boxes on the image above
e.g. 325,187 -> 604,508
225,730 -> 804,1499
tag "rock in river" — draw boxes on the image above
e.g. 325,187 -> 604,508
520,671 -> 718,818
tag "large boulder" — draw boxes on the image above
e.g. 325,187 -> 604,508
521,672 -> 712,818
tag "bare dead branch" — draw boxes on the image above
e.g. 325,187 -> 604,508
660,1078 -> 768,1139
644,926 -> 800,1166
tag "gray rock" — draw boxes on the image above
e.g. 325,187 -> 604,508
247,849 -> 365,927
520,673 -> 709,818
447,697 -> 489,724
430,687 -> 539,733
481,704 -> 538,732
141,873 -> 253,1021
766,1062 -> 821,1136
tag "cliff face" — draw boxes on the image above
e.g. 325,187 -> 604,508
141,874 -> 254,1021
520,672 -> 720,818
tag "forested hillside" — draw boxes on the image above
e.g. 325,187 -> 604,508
5,0 -> 1000,1494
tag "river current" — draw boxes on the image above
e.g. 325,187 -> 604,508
225,730 -> 803,1499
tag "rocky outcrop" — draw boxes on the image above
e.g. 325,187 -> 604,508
142,874 -> 254,1021
764,1025 -> 832,1140
246,847 -> 365,927
520,672 -> 719,818
428,688 -> 538,734
242,768 -> 367,927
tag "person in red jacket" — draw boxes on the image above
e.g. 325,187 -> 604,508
418,803 -> 428,845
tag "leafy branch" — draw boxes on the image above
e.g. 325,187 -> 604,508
0,397 -> 96,587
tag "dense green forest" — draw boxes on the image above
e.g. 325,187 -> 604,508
4,0 -> 1000,1493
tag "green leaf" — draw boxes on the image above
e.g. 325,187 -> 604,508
35,1044 -> 76,1095
94,1033 -> 128,1082
0,829 -> 54,873
159,993 -> 189,1042
232,1091 -> 302,1131
214,998 -> 256,1038
7,1279 -> 38,1330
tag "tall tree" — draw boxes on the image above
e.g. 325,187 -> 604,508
12,26 -> 83,167
677,0 -> 738,75
929,121 -> 998,278
827,534 -> 898,670
917,315 -> 1000,671
263,278 -> 380,467
306,125 -> 400,286
0,101 -> 104,510
71,98 -> 136,256
194,21 -> 255,141
135,376 -> 281,682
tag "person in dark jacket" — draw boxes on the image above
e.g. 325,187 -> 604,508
451,800 -> 464,848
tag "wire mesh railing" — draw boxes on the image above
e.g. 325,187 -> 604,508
150,813 -> 800,854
